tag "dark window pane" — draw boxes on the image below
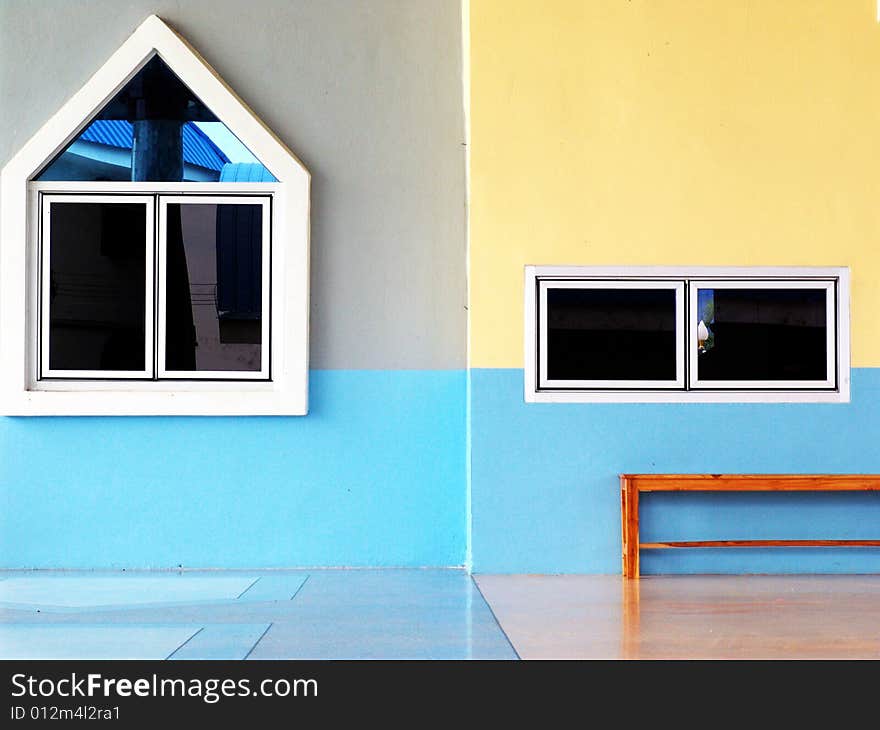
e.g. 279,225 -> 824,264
696,288 -> 828,381
48,202 -> 146,371
34,56 -> 276,183
545,287 -> 677,381
165,203 -> 263,373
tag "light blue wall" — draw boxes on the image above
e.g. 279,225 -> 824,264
0,371 -> 466,569
7,369 -> 880,573
470,368 -> 880,574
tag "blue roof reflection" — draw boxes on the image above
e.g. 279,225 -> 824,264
79,119 -> 230,171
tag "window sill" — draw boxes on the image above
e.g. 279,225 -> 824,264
3,384 -> 307,416
526,387 -> 850,404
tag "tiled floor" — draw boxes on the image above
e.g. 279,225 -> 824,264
3,571 -> 879,659
0,570 -> 517,660
0,625 -> 201,660
0,575 -> 262,609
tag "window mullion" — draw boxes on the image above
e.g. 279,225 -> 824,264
683,279 -> 690,391
153,193 -> 160,381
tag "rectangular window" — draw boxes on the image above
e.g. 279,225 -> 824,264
525,266 -> 849,403
538,280 -> 685,390
39,194 -> 270,382
40,195 -> 154,379
157,196 -> 270,380
688,280 -> 836,391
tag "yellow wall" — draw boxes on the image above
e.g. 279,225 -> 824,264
469,0 -> 880,368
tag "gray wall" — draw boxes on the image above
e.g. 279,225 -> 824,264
0,0 -> 467,369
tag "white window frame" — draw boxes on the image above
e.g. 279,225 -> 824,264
0,17 -> 310,415
157,195 -> 271,381
538,279 -> 685,391
687,279 -> 837,392
525,266 -> 850,404
40,194 -> 155,380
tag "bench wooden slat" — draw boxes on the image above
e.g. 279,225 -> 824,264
622,474 -> 880,492
640,540 -> 880,549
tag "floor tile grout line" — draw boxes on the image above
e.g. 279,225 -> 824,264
290,574 -> 310,601
243,622 -> 273,660
236,576 -> 262,599
165,626 -> 204,660
470,575 -> 521,660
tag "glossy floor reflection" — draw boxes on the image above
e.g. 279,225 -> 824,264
0,570 -> 517,660
474,574 -> 880,659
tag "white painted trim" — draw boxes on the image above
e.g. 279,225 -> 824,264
30,181 -> 280,193
837,267 -> 852,402
537,279 -> 685,390
523,267 -> 538,399
39,195 -> 155,380
156,195 -> 271,380
0,15 -> 310,415
527,390 -> 850,404
528,264 -> 849,279
32,379 -> 274,392
524,265 -> 851,404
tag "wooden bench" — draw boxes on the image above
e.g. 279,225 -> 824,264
619,474 -> 880,578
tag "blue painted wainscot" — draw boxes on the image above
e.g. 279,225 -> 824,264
0,371 -> 466,569
470,368 -> 880,574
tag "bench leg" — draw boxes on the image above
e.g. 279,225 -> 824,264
621,481 -> 628,576
621,478 -> 639,579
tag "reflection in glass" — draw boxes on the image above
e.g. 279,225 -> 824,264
697,288 -> 715,353
35,56 -> 276,182
165,203 -> 263,373
545,288 -> 677,381
48,202 -> 146,371
696,288 -> 827,381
